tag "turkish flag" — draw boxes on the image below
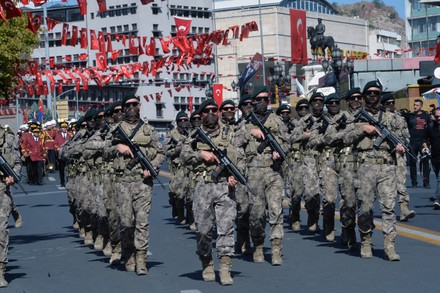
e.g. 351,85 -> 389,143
188,96 -> 193,114
0,0 -> 22,19
129,36 -> 138,55
140,0 -> 153,4
98,31 -> 106,52
46,18 -> 59,31
26,13 -> 43,34
32,0 -> 47,6
49,58 -> 54,68
28,60 -> 38,75
111,49 -> 121,61
290,9 -> 307,65
174,16 -> 192,37
212,84 -> 223,106
61,23 -> 69,46
107,36 -> 113,52
96,0 -> 107,13
0,6 -> 6,23
95,52 -> 107,71
77,0 -> 87,16
80,28 -> 88,48
435,41 -> 440,64
79,53 -> 88,60
70,25 -> 78,46
90,30 -> 99,50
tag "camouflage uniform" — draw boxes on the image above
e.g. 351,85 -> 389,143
0,126 -> 22,286
235,111 -> 287,262
343,108 -> 400,260
111,120 -> 164,272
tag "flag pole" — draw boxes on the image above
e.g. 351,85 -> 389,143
258,0 -> 266,85
43,2 -> 52,122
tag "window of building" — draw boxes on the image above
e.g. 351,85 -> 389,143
117,25 -> 122,32
174,96 -> 179,104
156,104 -> 163,118
124,24 -> 129,31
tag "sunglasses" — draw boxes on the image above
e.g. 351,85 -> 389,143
253,96 -> 269,102
328,101 -> 340,105
202,107 -> 218,114
280,111 -> 291,114
366,90 -> 381,96
178,118 -> 189,122
242,102 -> 253,107
86,117 -> 95,121
385,101 -> 395,105
297,106 -> 309,110
113,109 -> 122,114
349,95 -> 363,101
97,115 -> 104,119
125,101 -> 139,108
222,106 -> 235,112
191,117 -> 201,121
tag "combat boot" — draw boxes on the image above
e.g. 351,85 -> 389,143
109,242 -> 122,265
12,210 -> 22,228
103,240 -> 112,257
0,263 -> 8,288
360,232 -> 373,259
135,251 -> 148,275
384,235 -> 400,261
291,221 -> 301,232
79,227 -> 85,239
94,235 -> 104,251
219,256 -> 233,286
253,241 -> 264,263
271,239 -> 283,266
200,255 -> 215,282
124,250 -> 136,272
399,203 -> 416,222
72,221 -> 79,230
84,230 -> 94,246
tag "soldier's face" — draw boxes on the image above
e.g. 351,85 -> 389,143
252,94 -> 269,115
348,94 -> 363,110
327,100 -> 340,115
177,117 -> 190,129
311,98 -> 324,117
86,117 -> 96,130
279,110 -> 291,122
191,115 -> 201,128
384,99 -> 395,112
364,87 -> 381,105
112,106 -> 124,123
296,104 -> 310,118
240,101 -> 253,117
221,105 -> 236,121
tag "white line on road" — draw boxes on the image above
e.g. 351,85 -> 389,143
48,176 -> 56,182
181,290 -> 202,293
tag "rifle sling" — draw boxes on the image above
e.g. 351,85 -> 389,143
128,120 -> 144,140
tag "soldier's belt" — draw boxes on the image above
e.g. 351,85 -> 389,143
339,154 -> 356,163
359,158 -> 395,165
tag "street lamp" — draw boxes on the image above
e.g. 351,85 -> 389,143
322,45 -> 354,94
268,62 -> 291,105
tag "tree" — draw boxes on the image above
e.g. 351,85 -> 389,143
373,0 -> 384,8
0,14 -> 40,100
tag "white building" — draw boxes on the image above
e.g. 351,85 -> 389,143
369,29 -> 402,59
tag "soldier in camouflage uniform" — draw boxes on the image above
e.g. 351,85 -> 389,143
181,99 -> 240,285
309,93 -> 345,241
290,93 -> 325,232
381,93 -> 416,222
0,124 -> 22,287
165,111 -> 191,227
235,86 -> 288,266
234,94 -> 253,254
342,80 -> 402,261
111,95 -> 164,275
286,99 -> 310,231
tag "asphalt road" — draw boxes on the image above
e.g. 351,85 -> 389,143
3,169 -> 440,293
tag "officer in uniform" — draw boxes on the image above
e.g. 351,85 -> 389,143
181,99 -> 240,285
111,95 -> 164,275
235,86 -> 288,266
0,123 -> 22,287
285,99 -> 310,231
381,93 -> 416,222
54,121 -> 72,187
165,111 -> 191,227
343,81 -> 402,261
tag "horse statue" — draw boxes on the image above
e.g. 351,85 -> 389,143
307,26 -> 335,60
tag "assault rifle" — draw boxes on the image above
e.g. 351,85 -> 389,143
319,114 -> 347,134
0,153 -> 27,194
112,124 -> 165,189
250,111 -> 290,166
354,109 -> 416,161
191,128 -> 257,198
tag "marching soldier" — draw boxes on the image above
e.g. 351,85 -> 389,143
235,86 -> 288,266
381,93 -> 416,222
181,99 -> 241,285
342,80 -> 402,261
111,95 -> 164,275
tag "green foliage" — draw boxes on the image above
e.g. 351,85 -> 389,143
0,15 -> 39,99
390,12 -> 397,20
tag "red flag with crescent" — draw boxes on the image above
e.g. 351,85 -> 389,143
212,84 -> 223,106
90,30 -> 99,50
0,0 -> 22,19
71,25 -> 78,46
80,28 -> 88,49
290,9 -> 307,65
28,60 -> 38,75
174,16 -> 192,37
95,52 -> 107,71
77,0 -> 87,16
96,0 -> 107,13
61,23 -> 69,46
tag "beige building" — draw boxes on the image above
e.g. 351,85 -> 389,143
215,5 -> 370,102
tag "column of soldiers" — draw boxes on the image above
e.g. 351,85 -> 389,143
39,79 -> 416,288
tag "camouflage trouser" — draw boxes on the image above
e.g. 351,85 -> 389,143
287,160 -> 304,224
65,174 -> 78,223
0,182 -> 11,263
103,173 -> 119,245
396,155 -> 410,206
77,173 -> 90,229
302,155 -> 321,223
320,159 -> 338,233
234,183 -> 250,239
169,167 -> 190,222
247,166 -> 283,244
115,178 -> 152,253
193,178 -> 236,258
356,163 -> 397,235
338,162 -> 357,228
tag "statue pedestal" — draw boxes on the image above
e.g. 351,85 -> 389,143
302,64 -> 325,96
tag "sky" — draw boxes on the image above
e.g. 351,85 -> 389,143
333,0 -> 405,18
